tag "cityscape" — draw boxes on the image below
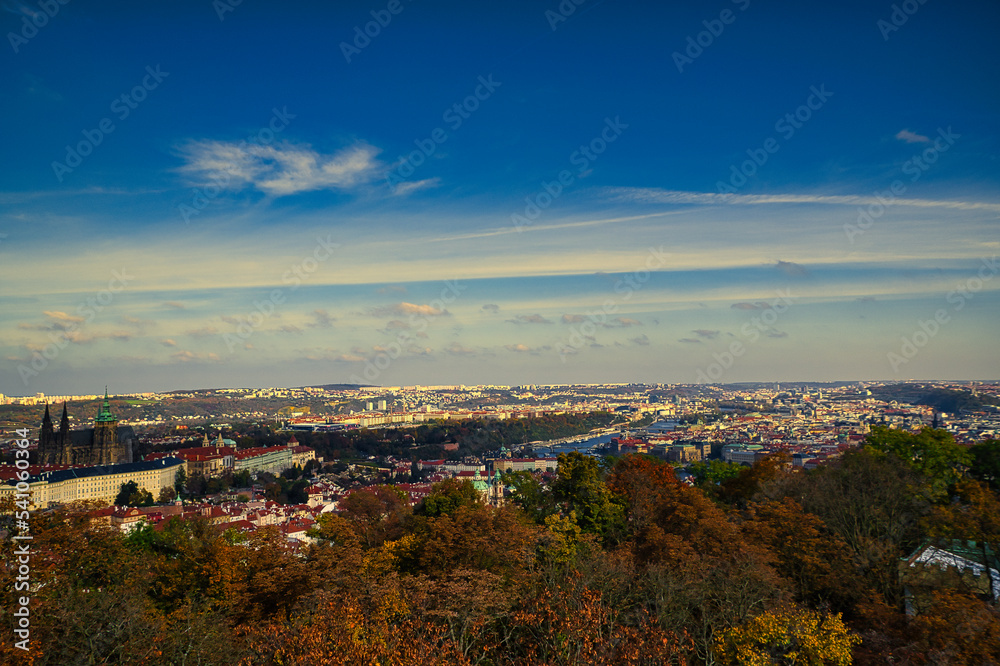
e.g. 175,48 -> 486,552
2,0 -> 999,663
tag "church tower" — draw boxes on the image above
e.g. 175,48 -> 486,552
58,403 -> 72,465
39,404 -> 55,464
93,388 -> 120,465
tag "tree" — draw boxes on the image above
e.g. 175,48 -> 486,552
715,606 -> 860,665
186,471 -> 208,496
865,426 -> 971,497
607,454 -> 748,563
719,452 -> 793,507
157,486 -> 177,503
115,480 -> 154,507
797,448 -> 929,604
232,468 -> 253,488
174,466 -> 187,494
337,485 -> 410,549
689,458 -> 744,486
741,498 -> 864,612
415,478 -> 482,518
970,438 -> 1000,490
506,470 -> 557,524
551,451 -> 626,544
922,477 -> 1000,544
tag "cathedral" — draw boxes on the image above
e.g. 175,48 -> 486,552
38,390 -> 136,466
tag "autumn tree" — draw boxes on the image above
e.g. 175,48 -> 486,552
741,498 -> 865,613
336,485 -> 410,549
797,448 -> 929,604
714,606 -> 860,666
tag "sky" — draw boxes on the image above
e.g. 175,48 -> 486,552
1,0 -> 998,395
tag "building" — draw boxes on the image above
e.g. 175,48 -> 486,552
38,390 -> 135,466
0,457 -> 185,509
900,540 -> 1000,615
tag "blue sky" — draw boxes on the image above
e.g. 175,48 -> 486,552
1,0 -> 998,395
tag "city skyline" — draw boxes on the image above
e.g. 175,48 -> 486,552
2,0 -> 998,395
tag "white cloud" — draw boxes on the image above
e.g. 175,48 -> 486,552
895,129 -> 930,143
391,178 -> 441,196
178,139 -> 384,196
372,302 -> 447,317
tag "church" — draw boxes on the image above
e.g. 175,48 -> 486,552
38,390 -> 136,466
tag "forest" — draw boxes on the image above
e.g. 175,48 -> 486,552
1,427 -> 999,665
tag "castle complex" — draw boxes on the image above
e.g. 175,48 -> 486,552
38,389 -> 136,466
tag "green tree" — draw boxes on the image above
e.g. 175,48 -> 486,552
174,466 -> 187,494
506,470 -> 557,524
865,426 -> 971,497
689,458 -> 744,486
552,451 -> 626,545
415,477 -> 482,518
969,438 -> 1000,490
115,480 -> 154,507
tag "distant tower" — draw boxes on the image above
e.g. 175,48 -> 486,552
58,403 -> 72,464
93,388 -> 121,465
40,404 -> 55,464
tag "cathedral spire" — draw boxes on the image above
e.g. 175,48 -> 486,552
60,403 -> 70,432
95,388 -> 116,423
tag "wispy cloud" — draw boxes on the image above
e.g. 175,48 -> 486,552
895,129 -> 930,143
172,350 -> 221,363
391,178 -> 440,196
604,187 -> 1000,212
775,260 -> 808,277
307,309 -> 335,328
177,139 -> 383,196
445,342 -> 477,356
692,329 -> 720,339
504,343 -> 550,353
506,314 -> 553,325
372,302 -> 448,317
